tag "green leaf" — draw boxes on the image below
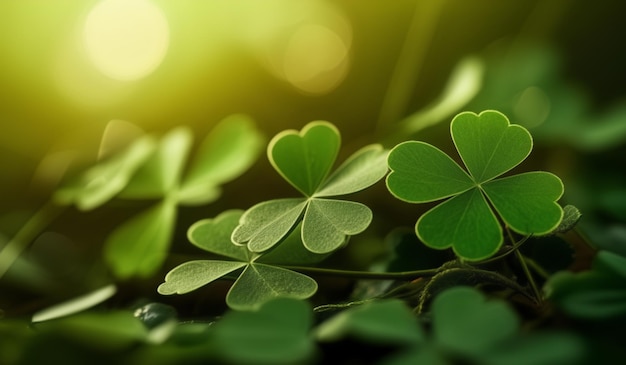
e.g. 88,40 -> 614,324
451,110 -> 532,182
268,121 -> 340,196
417,189 -> 502,260
258,224 -> 330,265
387,110 -> 565,261
231,198 -> 307,252
386,141 -> 474,202
482,172 -> 564,235
104,200 -> 177,278
32,284 -> 117,323
302,198 -> 372,253
35,311 -> 148,351
481,333 -> 585,365
593,250 -> 626,280
178,114 -> 264,205
187,210 -> 249,261
397,56 -> 484,138
213,298 -> 314,365
226,263 -> 318,311
157,260 -> 246,295
316,144 -> 389,197
552,204 -> 582,234
119,127 -> 193,199
314,299 -> 424,345
432,286 -> 519,355
54,136 -> 156,210
545,251 -> 626,321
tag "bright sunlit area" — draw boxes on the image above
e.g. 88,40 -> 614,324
2,1 -> 626,364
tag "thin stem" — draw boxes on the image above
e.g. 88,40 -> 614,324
514,250 -> 542,303
279,265 -> 439,281
474,234 -> 531,265
505,227 -> 542,303
504,226 -> 542,303
523,257 -> 551,280
0,201 -> 64,279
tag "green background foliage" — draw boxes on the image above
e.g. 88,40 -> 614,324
2,1 -> 626,364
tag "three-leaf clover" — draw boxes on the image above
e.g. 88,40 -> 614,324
231,121 -> 389,254
158,210 -> 318,311
386,110 -> 564,260
55,115 -> 264,278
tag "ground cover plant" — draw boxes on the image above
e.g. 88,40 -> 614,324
5,104 -> 621,365
2,3 -> 626,362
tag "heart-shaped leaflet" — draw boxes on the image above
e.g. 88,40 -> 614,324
269,121 -> 340,196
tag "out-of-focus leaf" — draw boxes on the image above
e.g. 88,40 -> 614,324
32,284 -> 117,323
396,56 -> 484,138
53,136 -> 156,210
314,299 -> 424,345
432,286 -> 519,355
178,114 -> 264,206
119,127 -> 193,199
104,200 -> 177,279
213,298 -> 314,365
481,333 -> 585,365
546,251 -> 626,321
35,311 -> 148,351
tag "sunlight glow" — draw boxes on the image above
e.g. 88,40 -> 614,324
282,24 -> 350,94
83,0 -> 169,81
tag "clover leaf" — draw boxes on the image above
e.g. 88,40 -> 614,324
53,133 -> 157,211
232,121 -> 389,254
56,115 -> 263,279
545,250 -> 626,321
387,110 -> 564,261
158,210 -> 318,311
212,298 -> 315,365
313,287 -> 583,365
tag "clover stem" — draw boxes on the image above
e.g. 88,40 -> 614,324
523,257 -> 551,280
0,200 -> 64,279
513,250 -> 542,302
505,227 -> 542,303
279,265 -> 439,281
474,234 -> 531,265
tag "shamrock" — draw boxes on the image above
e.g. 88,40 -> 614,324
55,115 -> 264,278
386,110 -> 564,261
232,121 -> 389,254
158,210 -> 318,310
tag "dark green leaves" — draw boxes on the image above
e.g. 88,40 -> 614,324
158,210 -> 318,310
233,122 -> 388,254
387,110 -> 564,260
546,250 -> 626,321
212,298 -> 315,365
314,287 -> 583,365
